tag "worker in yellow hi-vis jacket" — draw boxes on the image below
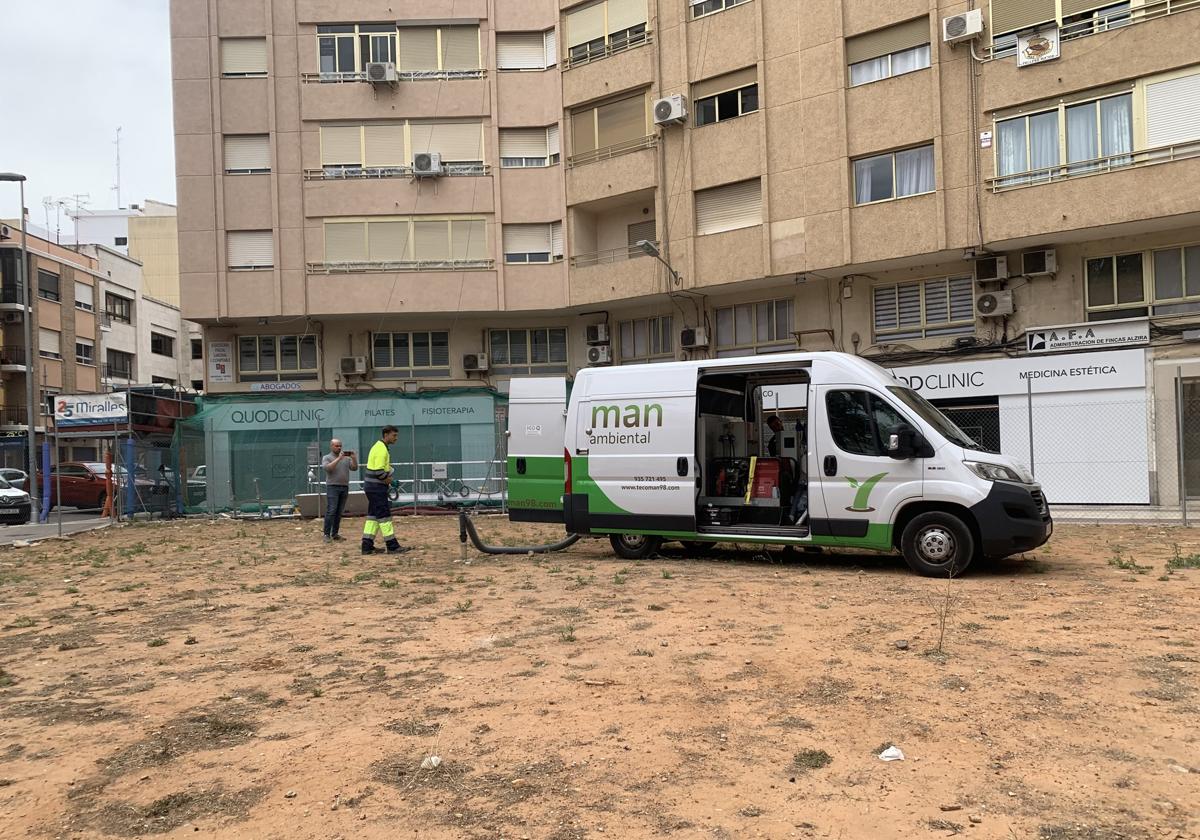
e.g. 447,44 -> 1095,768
361,425 -> 408,555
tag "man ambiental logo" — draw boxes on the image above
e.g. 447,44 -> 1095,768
845,472 -> 888,512
1028,332 -> 1047,351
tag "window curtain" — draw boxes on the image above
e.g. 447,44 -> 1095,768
1067,102 -> 1098,173
890,44 -> 929,75
849,56 -> 888,86
895,145 -> 934,196
1100,94 -> 1133,167
996,117 -> 1028,180
1029,111 -> 1059,178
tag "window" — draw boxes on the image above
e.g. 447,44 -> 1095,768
221,37 -> 268,77
496,30 -> 556,70
74,281 -> 94,312
227,231 -> 274,270
692,67 -> 758,127
489,328 -> 568,374
396,24 -> 481,72
499,126 -> 561,167
151,332 -> 176,357
847,18 -> 930,87
714,298 -> 793,357
826,390 -> 908,457
76,339 -> 94,366
38,328 -> 61,360
105,293 -> 132,324
1152,245 -> 1200,313
503,223 -> 563,263
191,379 -> 204,391
873,276 -> 974,340
619,315 -> 673,362
151,376 -> 176,386
569,92 -> 650,162
372,331 -> 451,376
319,120 -> 485,172
237,335 -> 318,382
853,144 -> 934,204
1061,3 -> 1131,40
223,135 -> 271,174
994,92 -> 1133,185
191,339 -> 203,360
627,219 -> 655,252
318,23 -> 396,75
691,0 -> 750,17
1085,252 -> 1145,312
564,0 -> 649,68
695,179 -> 762,235
114,236 -> 128,247
37,269 -> 60,302
322,217 -> 489,266
41,389 -> 60,417
106,349 -> 134,380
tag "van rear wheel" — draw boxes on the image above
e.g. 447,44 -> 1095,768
900,512 -> 974,577
609,534 -> 662,560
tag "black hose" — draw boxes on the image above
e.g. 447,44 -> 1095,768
458,511 -> 581,555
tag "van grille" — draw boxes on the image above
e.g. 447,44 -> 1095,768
1030,488 -> 1050,520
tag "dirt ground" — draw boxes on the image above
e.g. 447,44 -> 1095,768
0,516 -> 1197,840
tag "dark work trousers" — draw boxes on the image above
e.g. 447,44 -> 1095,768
324,485 -> 349,537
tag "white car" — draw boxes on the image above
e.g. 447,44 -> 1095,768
0,474 -> 32,525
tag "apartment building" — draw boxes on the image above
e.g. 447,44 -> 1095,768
170,0 -> 1200,507
0,227 -> 102,467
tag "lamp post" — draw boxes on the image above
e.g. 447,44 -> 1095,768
0,172 -> 40,520
636,238 -> 682,286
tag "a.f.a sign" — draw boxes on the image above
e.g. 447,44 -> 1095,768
1026,319 -> 1149,354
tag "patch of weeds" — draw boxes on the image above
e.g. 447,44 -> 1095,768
739,805 -> 764,817
546,565 -> 563,574
0,669 -> 16,687
147,637 -> 167,647
558,625 -> 577,643
792,748 -> 832,770
631,648 -> 654,657
1168,544 -> 1200,570
5,616 -> 36,629
379,578 -> 400,589
569,575 -> 592,589
800,676 -> 853,705
872,741 -> 895,755
91,785 -> 266,835
927,819 -> 963,833
118,542 -> 149,558
1107,548 -> 1152,574
612,572 -> 627,585
352,570 -> 381,584
646,603 -> 665,611
65,587 -> 79,594
961,622 -> 984,632
412,593 -> 437,606
661,569 -> 673,579
384,719 -> 440,737
290,644 -> 315,653
454,599 -> 473,613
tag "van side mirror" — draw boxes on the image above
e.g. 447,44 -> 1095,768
888,425 -> 922,460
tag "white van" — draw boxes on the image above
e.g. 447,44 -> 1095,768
507,351 -> 1051,576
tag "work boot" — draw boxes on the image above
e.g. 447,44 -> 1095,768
361,541 -> 376,555
385,539 -> 408,555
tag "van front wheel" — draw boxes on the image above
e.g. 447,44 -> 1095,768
900,512 -> 974,577
609,534 -> 662,560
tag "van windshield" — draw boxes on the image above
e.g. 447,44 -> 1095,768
887,386 -> 980,450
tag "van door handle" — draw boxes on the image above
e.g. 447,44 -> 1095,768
823,455 -> 837,476
676,457 -> 688,477
515,458 -> 527,475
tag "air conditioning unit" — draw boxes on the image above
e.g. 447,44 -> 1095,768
975,289 -> 1014,318
974,255 -> 1008,283
585,323 -> 610,345
463,352 -> 489,372
412,152 -> 443,177
680,326 -> 709,349
942,9 -> 984,44
0,224 -> 11,240
366,61 -> 397,83
652,95 -> 687,126
587,345 -> 613,366
1021,248 -> 1057,277
2,311 -> 22,324
340,355 -> 369,375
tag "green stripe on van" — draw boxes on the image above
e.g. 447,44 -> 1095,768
569,456 -> 632,515
506,455 -> 564,515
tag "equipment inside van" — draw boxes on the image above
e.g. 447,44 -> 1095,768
506,352 -> 1051,576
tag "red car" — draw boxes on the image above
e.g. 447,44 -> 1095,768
41,462 -> 151,511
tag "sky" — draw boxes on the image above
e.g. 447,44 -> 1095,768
0,1 -> 175,235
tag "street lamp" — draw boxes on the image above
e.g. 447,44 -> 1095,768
636,239 -> 682,286
0,172 -> 40,520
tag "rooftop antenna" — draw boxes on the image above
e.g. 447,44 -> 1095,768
113,127 -> 122,209
42,197 -> 54,238
62,194 -> 91,245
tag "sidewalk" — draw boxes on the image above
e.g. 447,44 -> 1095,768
0,514 -> 112,546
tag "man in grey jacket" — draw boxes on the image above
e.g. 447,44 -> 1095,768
321,438 -> 358,542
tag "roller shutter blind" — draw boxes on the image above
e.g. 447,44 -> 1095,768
410,122 -> 484,162
413,221 -> 450,260
39,328 -> 60,356
566,3 -> 605,48
223,135 -> 270,172
606,0 -> 648,33
845,18 -> 930,64
499,128 -> 549,158
990,0 -> 1056,35
221,38 -> 267,75
596,94 -> 646,147
398,27 -> 438,70
544,29 -> 558,65
504,224 -> 552,254
324,222 -> 366,263
695,179 -> 762,235
227,231 -> 274,268
74,281 -> 94,309
571,109 -> 597,154
550,221 -> 563,257
1060,0 -> 1112,15
367,221 -> 409,262
692,66 -> 758,100
364,124 -> 405,167
1146,71 -> 1200,147
497,32 -> 545,69
547,124 -> 561,156
627,219 -> 655,247
441,26 -> 480,69
452,219 -> 488,260
321,126 -> 363,165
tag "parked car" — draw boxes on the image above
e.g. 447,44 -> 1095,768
0,468 -> 28,488
41,462 -> 153,512
0,474 -> 32,525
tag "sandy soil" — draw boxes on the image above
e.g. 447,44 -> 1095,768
0,516 -> 1197,840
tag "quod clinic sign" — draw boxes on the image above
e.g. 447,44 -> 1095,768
54,393 -> 129,428
892,348 -> 1145,399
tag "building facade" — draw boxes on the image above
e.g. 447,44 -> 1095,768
170,0 -> 1200,506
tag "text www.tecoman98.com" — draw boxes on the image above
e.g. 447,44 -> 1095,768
619,484 -> 680,491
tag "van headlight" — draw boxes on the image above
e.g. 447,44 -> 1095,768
963,461 -> 1023,483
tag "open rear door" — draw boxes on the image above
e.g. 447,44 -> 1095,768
507,377 -> 567,523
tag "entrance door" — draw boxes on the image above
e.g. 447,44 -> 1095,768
1182,379 -> 1200,498
811,386 -> 924,546
507,377 -> 567,522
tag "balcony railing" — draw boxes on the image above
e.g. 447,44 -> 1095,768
563,29 -> 653,70
0,345 -> 28,367
0,405 -> 30,426
985,139 -> 1200,193
102,364 -> 134,381
0,286 -> 24,305
570,242 -> 657,268
567,134 -> 657,168
301,69 -> 486,83
985,0 -> 1199,60
302,163 -> 489,180
307,259 -> 495,274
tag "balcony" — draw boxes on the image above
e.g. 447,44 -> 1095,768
562,29 -> 652,71
0,285 -> 24,310
300,75 -> 488,121
302,164 -> 489,181
570,242 -> 655,268
566,138 -> 658,205
561,31 -> 654,108
985,140 -> 1200,193
0,345 -> 28,371
0,405 -> 30,427
307,259 -> 494,274
983,0 -> 1199,61
569,246 -> 662,306
301,70 -> 486,83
